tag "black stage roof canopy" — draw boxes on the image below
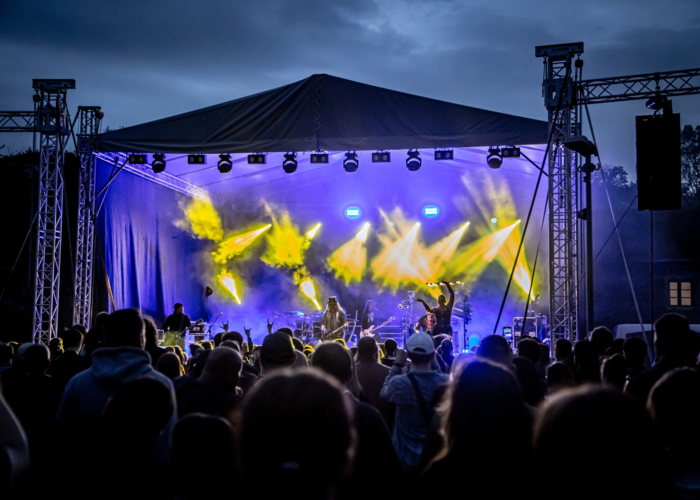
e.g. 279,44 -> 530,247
97,74 -> 548,154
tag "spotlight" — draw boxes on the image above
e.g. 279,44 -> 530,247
310,152 -> 329,164
188,154 -> 206,165
283,153 -> 298,174
434,149 -> 453,160
491,217 -> 498,224
343,152 -> 359,172
423,206 -> 439,217
487,147 -> 502,169
152,154 -> 166,173
406,150 -> 422,171
128,153 -> 147,164
218,154 -> 232,173
248,154 -> 266,164
372,151 -> 391,163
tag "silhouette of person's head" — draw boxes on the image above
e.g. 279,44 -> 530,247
222,331 -> 244,350
384,339 -> 398,357
171,414 -> 238,496
155,353 -> 183,380
476,335 -> 512,368
624,337 -> 648,367
61,328 -> 84,351
648,367 -> 700,470
143,316 -> 159,350
654,313 -> 690,358
356,337 -> 379,362
573,339 -> 600,384
546,362 -> 574,393
200,346 -> 242,393
601,353 -> 627,390
0,342 -> 13,364
260,333 -> 296,374
24,344 -> 50,375
105,309 -> 145,348
589,327 -> 614,355
241,371 -> 354,498
517,338 -> 540,364
103,377 -> 174,445
512,356 -> 545,406
311,342 -> 353,385
554,338 -> 572,362
534,387 -> 670,499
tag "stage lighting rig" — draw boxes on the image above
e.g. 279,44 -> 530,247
343,152 -> 359,172
487,147 -> 502,169
501,147 -> 521,159
283,153 -> 298,173
372,151 -> 391,163
188,154 -> 206,165
248,154 -> 266,164
218,154 -> 233,173
434,149 -> 453,160
406,150 -> 421,171
128,153 -> 147,164
152,154 -> 166,173
311,152 -> 329,164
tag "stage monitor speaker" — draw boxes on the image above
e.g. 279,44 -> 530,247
636,113 -> 681,211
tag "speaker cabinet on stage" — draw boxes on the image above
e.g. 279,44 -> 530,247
513,316 -> 538,338
636,113 -> 681,211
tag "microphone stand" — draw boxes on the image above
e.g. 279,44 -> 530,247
207,313 -> 223,341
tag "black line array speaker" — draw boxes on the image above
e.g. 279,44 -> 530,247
636,113 -> 681,211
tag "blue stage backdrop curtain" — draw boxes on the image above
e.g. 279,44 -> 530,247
96,158 -> 210,326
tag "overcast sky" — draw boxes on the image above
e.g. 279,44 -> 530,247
1,0 -> 699,173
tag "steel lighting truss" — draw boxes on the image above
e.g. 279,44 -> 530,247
74,107 -> 103,327
537,43 -> 700,343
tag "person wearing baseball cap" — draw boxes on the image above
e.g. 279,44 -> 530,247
259,333 -> 296,376
379,333 -> 448,472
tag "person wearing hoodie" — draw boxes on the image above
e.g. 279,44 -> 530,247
56,308 -> 177,461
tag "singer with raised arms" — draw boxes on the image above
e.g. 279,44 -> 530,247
416,281 -> 455,338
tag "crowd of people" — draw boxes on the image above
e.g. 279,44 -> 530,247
1,309 -> 700,499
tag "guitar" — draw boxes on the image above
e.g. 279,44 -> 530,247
361,316 -> 396,338
324,322 -> 349,341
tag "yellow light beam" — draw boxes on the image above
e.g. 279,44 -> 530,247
306,223 -> 321,240
213,224 -> 271,264
176,199 -> 224,242
300,278 -> 321,310
371,223 -> 422,290
328,223 -> 370,284
219,273 -> 241,304
495,221 -> 535,299
445,221 -> 521,280
261,212 -> 309,268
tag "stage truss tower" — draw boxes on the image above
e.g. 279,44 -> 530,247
74,106 -> 103,327
31,80 -> 75,343
537,43 -> 583,344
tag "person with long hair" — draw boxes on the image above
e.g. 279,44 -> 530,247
420,360 -> 532,496
322,296 -> 347,341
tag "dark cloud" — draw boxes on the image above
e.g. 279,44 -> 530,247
1,0 -> 699,171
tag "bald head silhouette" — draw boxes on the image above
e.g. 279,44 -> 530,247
200,346 -> 243,393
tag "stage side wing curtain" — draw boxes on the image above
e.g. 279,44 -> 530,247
96,158 -> 209,324
97,74 -> 548,154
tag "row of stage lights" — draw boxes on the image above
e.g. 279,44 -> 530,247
127,147 -> 521,174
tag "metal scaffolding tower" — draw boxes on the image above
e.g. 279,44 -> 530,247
31,79 -> 74,343
74,106 -> 103,327
537,43 -> 583,344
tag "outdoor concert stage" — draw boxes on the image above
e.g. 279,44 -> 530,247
94,74 -> 549,350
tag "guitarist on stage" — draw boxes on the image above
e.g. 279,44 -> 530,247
361,299 -> 377,333
321,296 -> 346,340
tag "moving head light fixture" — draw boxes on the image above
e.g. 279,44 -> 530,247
248,154 -> 266,164
343,152 -> 359,172
406,150 -> 422,171
486,147 -> 502,169
151,153 -> 166,173
283,153 -> 298,173
218,154 -> 233,173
